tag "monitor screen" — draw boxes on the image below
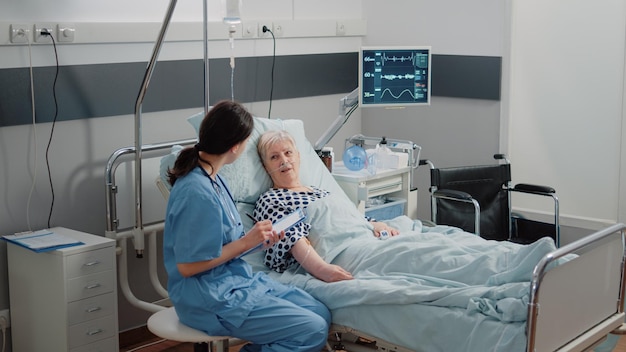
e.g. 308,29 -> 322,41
359,46 -> 432,107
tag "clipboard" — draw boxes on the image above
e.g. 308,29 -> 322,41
2,229 -> 84,253
238,208 -> 306,258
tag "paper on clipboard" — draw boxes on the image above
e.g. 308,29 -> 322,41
237,208 -> 306,258
272,208 -> 306,234
2,229 -> 83,252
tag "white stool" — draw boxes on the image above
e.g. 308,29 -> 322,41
147,307 -> 242,352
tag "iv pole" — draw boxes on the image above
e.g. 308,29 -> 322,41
132,0 -> 215,257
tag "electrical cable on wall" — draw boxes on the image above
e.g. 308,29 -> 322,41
262,25 -> 276,118
24,30 -> 39,232
41,29 -> 60,228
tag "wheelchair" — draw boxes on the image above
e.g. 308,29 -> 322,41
420,154 -> 560,246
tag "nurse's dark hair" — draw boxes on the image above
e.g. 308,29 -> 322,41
168,100 -> 254,186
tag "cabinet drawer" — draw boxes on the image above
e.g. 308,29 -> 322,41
69,315 -> 116,349
70,336 -> 118,352
67,270 -> 114,302
68,293 -> 116,325
67,248 -> 114,279
365,174 -> 403,198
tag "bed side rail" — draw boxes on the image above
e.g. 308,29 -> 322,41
527,223 -> 626,352
105,138 -> 195,240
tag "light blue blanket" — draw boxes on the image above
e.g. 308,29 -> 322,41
251,193 -> 562,351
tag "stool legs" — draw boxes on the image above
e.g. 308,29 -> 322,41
215,340 -> 230,352
193,339 -> 229,352
193,342 -> 209,352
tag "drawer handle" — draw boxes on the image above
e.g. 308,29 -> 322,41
85,306 -> 102,313
83,260 -> 101,267
86,328 -> 104,336
368,182 -> 402,193
85,283 -> 102,290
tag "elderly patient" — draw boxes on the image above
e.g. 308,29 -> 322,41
252,129 -> 560,287
253,129 -> 399,282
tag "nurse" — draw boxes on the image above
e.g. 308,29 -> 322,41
163,100 -> 331,352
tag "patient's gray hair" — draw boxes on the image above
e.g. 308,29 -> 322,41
257,129 -> 297,164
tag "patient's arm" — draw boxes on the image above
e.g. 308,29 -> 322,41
291,238 -> 353,282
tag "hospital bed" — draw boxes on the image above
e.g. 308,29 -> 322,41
144,115 -> 625,352
102,1 -> 626,350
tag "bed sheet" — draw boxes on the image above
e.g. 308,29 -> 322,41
242,203 -> 559,352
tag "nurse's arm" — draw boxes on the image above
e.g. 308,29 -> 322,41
176,220 -> 275,277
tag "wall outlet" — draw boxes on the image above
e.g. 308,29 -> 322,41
336,22 -> 347,36
34,23 -> 55,43
0,309 -> 10,328
241,21 -> 257,38
259,23 -> 271,38
272,22 -> 284,37
10,24 -> 30,44
57,23 -> 76,43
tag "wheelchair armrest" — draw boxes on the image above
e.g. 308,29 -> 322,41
419,159 -> 434,169
432,189 -> 481,236
433,189 -> 474,201
513,183 -> 555,195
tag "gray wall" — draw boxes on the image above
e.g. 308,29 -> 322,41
360,0 -> 507,222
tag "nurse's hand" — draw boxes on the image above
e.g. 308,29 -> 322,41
245,220 -> 284,249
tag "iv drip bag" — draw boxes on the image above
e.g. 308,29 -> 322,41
223,0 -> 242,24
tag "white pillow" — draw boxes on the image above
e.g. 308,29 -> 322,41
176,112 -> 346,206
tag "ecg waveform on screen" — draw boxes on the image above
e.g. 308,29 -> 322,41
376,88 -> 416,100
363,52 -> 429,68
363,72 -> 416,80
362,88 -> 425,100
361,48 -> 430,105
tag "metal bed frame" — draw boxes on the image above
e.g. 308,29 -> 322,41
103,0 -> 626,350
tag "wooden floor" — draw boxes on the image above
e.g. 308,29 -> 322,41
120,327 -> 626,352
615,334 -> 626,351
119,326 -> 242,352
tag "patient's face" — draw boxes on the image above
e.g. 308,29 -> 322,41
263,140 -> 301,189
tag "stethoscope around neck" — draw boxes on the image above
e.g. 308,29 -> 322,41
197,163 -> 238,226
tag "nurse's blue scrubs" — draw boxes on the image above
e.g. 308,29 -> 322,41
164,167 -> 330,352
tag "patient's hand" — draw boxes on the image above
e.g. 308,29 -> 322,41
371,221 -> 399,238
316,263 -> 354,283
291,238 -> 353,282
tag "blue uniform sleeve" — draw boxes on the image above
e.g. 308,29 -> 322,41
168,187 -> 224,263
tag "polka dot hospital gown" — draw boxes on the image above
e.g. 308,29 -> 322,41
254,186 -> 329,272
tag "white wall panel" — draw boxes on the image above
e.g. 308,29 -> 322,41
362,0 -> 505,56
508,0 -> 626,229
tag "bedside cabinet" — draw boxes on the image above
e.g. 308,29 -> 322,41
332,163 -> 418,219
7,227 -> 119,352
